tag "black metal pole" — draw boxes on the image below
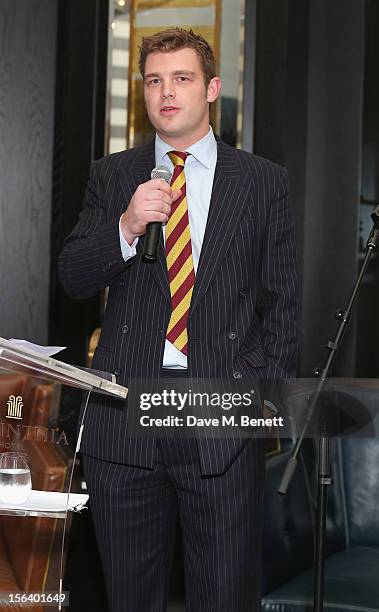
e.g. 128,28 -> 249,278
313,435 -> 332,611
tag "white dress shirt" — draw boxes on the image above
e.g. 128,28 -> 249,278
119,126 -> 217,369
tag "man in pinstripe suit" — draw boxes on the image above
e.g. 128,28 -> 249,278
59,28 -> 299,612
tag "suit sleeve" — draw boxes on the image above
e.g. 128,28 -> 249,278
256,166 -> 300,379
58,161 -> 136,299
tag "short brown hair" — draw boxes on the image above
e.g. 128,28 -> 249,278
139,27 -> 216,85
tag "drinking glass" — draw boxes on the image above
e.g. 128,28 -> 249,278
0,452 -> 32,504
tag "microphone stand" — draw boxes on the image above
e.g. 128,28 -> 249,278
278,204 -> 379,612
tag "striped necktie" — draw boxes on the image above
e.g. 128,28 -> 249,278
165,151 -> 195,356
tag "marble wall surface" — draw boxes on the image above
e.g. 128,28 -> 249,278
0,0 -> 57,344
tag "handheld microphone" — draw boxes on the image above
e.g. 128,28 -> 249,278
142,165 -> 172,263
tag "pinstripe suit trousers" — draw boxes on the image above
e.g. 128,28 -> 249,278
82,430 -> 265,612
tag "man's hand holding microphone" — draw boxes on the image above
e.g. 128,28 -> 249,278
120,169 -> 181,262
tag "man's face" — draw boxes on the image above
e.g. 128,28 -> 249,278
143,47 -> 221,145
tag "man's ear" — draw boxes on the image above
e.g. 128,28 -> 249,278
206,76 -> 221,103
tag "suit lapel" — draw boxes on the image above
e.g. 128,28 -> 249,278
118,140 -> 171,303
189,139 -> 249,317
118,141 -> 155,201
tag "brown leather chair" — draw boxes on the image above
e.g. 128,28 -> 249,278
0,374 -> 71,611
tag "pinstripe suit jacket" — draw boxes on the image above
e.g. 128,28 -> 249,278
58,137 -> 299,475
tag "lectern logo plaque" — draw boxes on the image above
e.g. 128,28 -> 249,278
6,396 -> 23,420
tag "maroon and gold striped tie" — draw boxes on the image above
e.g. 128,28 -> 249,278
165,151 -> 195,356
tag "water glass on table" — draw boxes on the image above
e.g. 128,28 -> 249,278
0,452 -> 32,504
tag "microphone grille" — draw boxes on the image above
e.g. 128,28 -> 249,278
151,165 -> 172,184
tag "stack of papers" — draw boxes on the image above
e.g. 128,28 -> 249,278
0,490 -> 89,513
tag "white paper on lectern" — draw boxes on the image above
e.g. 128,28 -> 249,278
9,339 -> 67,356
0,490 -> 89,512
0,337 -> 128,398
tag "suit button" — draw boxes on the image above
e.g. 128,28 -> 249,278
122,324 -> 129,333
233,371 -> 242,379
114,368 -> 121,377
120,280 -> 125,288
239,289 -> 247,298
228,332 -> 237,341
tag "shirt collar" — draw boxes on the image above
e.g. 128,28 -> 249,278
155,126 -> 216,169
